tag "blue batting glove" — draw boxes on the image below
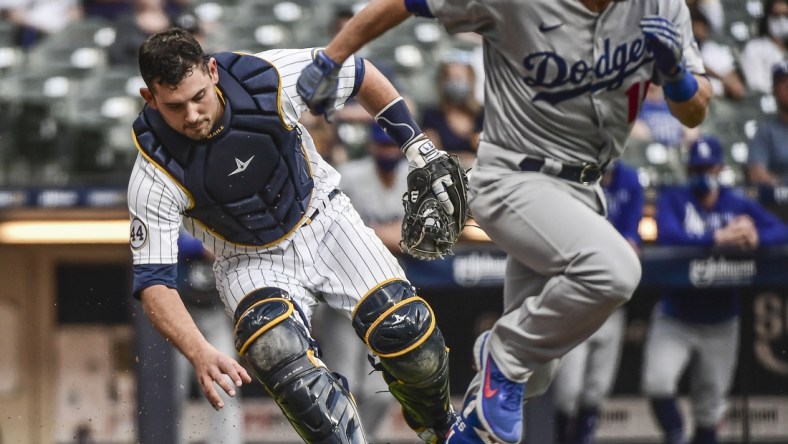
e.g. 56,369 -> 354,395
296,50 -> 341,122
640,16 -> 684,79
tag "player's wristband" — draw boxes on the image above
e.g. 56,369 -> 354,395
375,97 -> 422,148
315,50 -> 341,76
662,66 -> 698,103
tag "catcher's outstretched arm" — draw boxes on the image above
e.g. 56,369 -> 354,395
354,59 -> 402,116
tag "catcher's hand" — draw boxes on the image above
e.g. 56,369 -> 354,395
401,154 -> 469,260
296,50 -> 341,121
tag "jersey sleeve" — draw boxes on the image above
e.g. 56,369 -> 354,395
127,153 -> 188,266
422,0 -> 498,34
665,0 -> 705,76
747,122 -> 772,167
741,198 -> 788,246
257,48 -> 363,126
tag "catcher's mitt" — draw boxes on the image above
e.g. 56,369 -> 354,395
400,154 -> 469,260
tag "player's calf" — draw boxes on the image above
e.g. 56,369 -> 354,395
235,288 -> 367,444
352,279 -> 456,443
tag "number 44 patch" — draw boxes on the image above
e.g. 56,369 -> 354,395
130,217 -> 148,250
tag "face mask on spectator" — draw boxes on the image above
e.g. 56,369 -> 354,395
443,79 -> 471,103
689,173 -> 719,196
373,154 -> 402,173
768,16 -> 788,41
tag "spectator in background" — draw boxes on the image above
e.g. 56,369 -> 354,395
0,0 -> 83,48
748,60 -> 788,186
422,56 -> 483,169
643,136 -> 788,444
82,0 -> 133,21
740,0 -> 788,94
311,123 -> 407,440
175,231 -> 243,444
108,0 -> 174,65
337,123 -> 408,252
690,7 -> 745,100
631,83 -> 700,148
685,0 -> 725,35
332,6 -> 355,36
553,160 -> 643,444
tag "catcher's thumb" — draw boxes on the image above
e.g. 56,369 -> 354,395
432,174 -> 455,215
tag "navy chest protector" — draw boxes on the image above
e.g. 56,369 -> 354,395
132,52 -> 314,246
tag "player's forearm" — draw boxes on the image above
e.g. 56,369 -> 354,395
140,284 -> 211,363
356,60 -> 401,114
666,74 -> 712,128
323,0 -> 411,63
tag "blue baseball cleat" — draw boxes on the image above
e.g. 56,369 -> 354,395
474,332 -> 525,444
446,375 -> 495,444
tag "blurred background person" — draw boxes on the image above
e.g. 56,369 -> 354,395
740,0 -> 788,94
747,61 -> 788,186
631,84 -> 700,149
685,0 -> 725,35
175,231 -> 243,444
108,0 -> 175,66
421,56 -> 484,170
310,123 -> 406,440
690,6 -> 745,101
643,136 -> 788,444
336,122 -> 408,252
0,0 -> 83,49
105,0 -> 193,65
553,160 -> 644,444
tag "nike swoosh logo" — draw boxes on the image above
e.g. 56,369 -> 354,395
229,155 -> 254,176
483,358 -> 498,398
539,22 -> 563,32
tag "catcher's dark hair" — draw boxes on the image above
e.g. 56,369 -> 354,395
139,27 -> 209,90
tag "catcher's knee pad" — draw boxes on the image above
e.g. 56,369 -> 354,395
234,288 -> 367,444
352,280 -> 454,439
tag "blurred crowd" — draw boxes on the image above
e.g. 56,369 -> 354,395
0,1 -> 785,442
0,0 -> 782,193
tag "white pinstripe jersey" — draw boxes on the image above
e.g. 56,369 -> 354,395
128,48 -> 356,265
128,49 -> 409,315
424,0 -> 705,166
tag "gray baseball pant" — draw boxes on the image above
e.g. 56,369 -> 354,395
468,153 -> 641,396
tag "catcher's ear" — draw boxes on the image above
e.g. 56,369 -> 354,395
140,87 -> 157,109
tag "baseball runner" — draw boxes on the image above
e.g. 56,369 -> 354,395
128,28 -> 460,443
553,160 -> 643,444
296,0 -> 712,442
643,136 -> 788,444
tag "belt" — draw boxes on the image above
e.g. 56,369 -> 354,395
519,158 -> 604,185
305,188 -> 341,224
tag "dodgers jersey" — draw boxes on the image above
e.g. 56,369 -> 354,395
417,0 -> 705,165
128,49 -> 360,268
656,186 -> 788,323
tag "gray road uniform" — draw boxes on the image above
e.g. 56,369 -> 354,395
424,0 -> 705,391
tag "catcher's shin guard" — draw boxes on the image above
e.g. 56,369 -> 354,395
235,288 -> 367,444
352,280 -> 455,443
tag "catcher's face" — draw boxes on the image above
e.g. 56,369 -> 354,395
140,58 -> 223,141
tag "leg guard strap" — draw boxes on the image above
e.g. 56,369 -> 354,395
353,280 -> 454,441
234,288 -> 367,443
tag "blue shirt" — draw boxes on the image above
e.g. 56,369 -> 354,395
747,116 -> 788,183
656,186 -> 788,323
638,99 -> 685,148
